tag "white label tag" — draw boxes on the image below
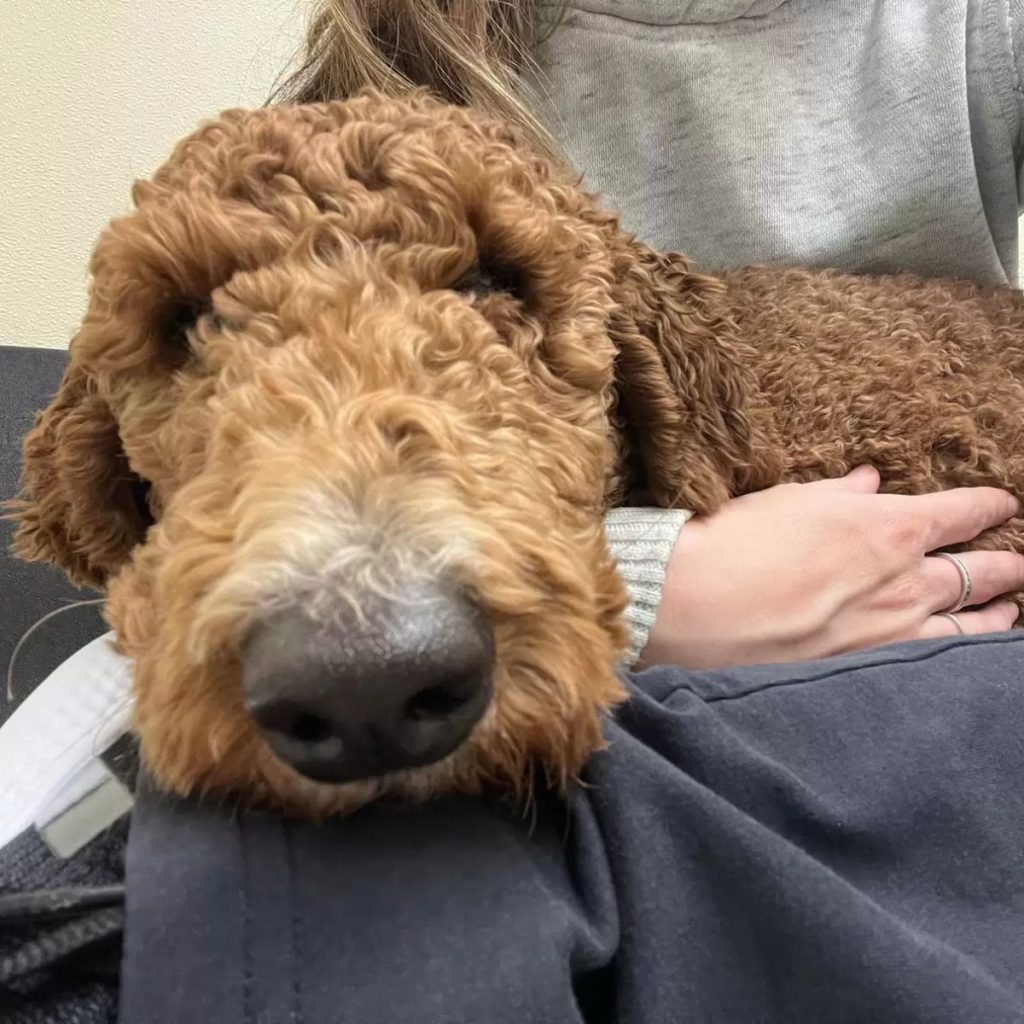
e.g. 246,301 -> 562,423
39,768 -> 135,860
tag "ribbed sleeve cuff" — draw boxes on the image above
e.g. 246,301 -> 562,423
604,507 -> 693,668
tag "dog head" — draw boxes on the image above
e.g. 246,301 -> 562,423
12,92 -> 756,815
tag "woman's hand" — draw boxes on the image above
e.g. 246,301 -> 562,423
641,466 -> 1024,669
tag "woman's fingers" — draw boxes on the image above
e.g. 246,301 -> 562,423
644,474 -> 1023,671
920,601 -> 1020,639
920,550 -> 1024,613
902,487 -> 1020,551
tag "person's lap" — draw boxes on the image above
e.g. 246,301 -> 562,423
120,632 -> 1024,1024
6,343 -> 1023,1023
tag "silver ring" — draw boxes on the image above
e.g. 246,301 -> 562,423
934,551 -> 972,613
938,611 -> 965,635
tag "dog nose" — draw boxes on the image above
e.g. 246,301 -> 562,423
241,586 -> 495,784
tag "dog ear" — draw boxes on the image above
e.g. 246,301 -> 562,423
10,362 -> 151,589
606,238 -> 769,515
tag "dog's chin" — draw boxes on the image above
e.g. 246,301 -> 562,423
252,738 -> 478,820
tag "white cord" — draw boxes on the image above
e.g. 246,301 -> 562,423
5,600 -> 106,703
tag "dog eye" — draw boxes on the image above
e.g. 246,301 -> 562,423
130,476 -> 157,530
452,260 -> 528,301
164,298 -> 212,353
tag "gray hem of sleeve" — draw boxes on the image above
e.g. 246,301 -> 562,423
605,507 -> 693,668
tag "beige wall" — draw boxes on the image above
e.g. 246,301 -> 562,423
1,0 -> 304,349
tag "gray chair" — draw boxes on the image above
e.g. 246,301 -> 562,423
0,346 -> 106,724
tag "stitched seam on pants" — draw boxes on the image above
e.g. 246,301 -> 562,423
286,824 -> 304,1024
241,827 -> 254,1024
658,633 -> 1024,706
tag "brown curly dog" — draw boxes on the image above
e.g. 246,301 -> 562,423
11,91 -> 1024,818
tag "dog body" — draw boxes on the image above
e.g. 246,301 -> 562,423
11,92 -> 1024,816
713,265 -> 1024,538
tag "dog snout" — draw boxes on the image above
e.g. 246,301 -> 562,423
241,585 -> 495,783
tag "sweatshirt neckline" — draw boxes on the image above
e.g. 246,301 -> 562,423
564,0 -> 792,26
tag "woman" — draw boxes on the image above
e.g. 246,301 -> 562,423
270,0 -> 1024,669
117,3 -> 1024,1022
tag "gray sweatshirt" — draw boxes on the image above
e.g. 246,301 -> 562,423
551,0 -> 1024,661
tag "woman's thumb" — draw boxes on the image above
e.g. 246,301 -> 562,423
810,464 -> 881,494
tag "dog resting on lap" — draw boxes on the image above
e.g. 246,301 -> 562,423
11,91 -> 1024,817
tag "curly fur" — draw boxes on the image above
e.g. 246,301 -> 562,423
10,91 -> 1024,817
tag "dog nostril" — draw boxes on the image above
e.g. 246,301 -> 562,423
250,701 -> 337,747
288,711 -> 335,745
405,683 -> 472,721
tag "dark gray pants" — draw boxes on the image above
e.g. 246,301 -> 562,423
121,633 -> 1024,1024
